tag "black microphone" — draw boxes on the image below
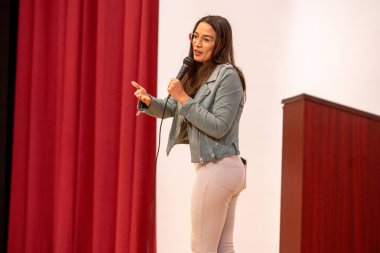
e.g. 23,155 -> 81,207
176,56 -> 195,80
167,56 -> 195,99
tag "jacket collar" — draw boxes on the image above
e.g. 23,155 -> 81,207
194,65 -> 224,102
205,64 -> 223,84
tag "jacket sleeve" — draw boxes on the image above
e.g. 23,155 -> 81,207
178,68 -> 244,139
137,96 -> 177,119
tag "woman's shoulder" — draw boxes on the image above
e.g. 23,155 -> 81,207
206,64 -> 239,84
218,63 -> 234,70
217,63 -> 240,74
216,63 -> 240,79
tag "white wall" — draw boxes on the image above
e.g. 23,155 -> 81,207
155,1 -> 380,252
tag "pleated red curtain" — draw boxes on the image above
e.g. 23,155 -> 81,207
7,0 -> 158,252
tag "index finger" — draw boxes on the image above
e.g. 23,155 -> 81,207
131,81 -> 141,89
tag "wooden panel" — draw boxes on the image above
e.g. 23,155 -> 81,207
280,99 -> 305,253
281,94 -> 380,253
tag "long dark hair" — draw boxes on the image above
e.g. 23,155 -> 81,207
182,15 -> 246,97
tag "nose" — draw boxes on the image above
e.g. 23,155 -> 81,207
194,38 -> 202,47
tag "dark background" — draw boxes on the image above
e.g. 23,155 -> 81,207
0,0 -> 18,251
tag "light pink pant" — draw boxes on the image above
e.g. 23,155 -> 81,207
191,155 -> 246,253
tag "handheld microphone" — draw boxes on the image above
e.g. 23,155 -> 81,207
167,56 -> 195,99
176,56 -> 195,80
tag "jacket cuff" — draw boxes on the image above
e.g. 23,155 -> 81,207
137,100 -> 149,112
178,97 -> 194,115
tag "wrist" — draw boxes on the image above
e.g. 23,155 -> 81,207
143,95 -> 152,107
178,94 -> 190,105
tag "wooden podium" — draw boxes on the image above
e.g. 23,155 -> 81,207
280,94 -> 380,253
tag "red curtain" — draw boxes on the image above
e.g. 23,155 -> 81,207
8,0 -> 158,252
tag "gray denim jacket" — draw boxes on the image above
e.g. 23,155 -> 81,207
138,63 -> 245,163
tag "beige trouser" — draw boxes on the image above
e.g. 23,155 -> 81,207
191,155 -> 246,253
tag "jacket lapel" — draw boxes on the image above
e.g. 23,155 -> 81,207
194,64 -> 223,103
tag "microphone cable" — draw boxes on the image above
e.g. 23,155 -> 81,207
145,56 -> 194,252
146,96 -> 170,253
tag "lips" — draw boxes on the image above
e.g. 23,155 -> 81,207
194,50 -> 202,56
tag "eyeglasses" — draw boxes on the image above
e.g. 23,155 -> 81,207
189,33 -> 215,45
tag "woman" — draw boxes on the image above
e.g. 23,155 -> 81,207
132,15 -> 246,253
